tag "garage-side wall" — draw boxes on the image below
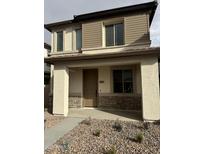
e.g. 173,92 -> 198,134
136,64 -> 142,94
69,68 -> 83,108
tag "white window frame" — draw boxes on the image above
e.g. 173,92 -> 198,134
75,28 -> 82,50
72,26 -> 82,51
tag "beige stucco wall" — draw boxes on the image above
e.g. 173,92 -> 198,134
141,57 -> 160,120
93,65 -> 141,96
53,32 -> 57,52
53,65 -> 69,116
50,64 -> 54,94
64,27 -> 73,51
98,66 -> 111,93
51,32 -> 54,52
136,65 -> 142,94
51,56 -> 160,120
69,68 -> 83,94
69,65 -> 139,95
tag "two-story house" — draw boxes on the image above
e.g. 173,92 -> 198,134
44,1 -> 160,121
44,43 -> 51,85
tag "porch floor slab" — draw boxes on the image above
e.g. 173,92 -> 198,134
68,108 -> 142,121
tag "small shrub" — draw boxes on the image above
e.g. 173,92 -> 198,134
153,120 -> 160,125
134,133 -> 143,143
143,122 -> 150,130
93,129 -> 101,137
104,146 -> 117,154
112,118 -> 122,132
80,116 -> 91,125
61,141 -> 69,151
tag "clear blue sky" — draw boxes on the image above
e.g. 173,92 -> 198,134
44,0 -> 160,46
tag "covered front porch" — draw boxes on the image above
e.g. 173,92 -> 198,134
48,48 -> 160,121
68,64 -> 142,110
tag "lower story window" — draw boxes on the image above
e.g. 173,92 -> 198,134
113,70 -> 133,93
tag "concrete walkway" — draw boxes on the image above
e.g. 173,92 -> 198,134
44,117 -> 84,150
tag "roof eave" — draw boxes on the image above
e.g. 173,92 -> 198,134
149,2 -> 158,26
44,20 -> 73,32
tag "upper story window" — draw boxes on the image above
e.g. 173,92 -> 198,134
76,28 -> 82,50
105,23 -> 124,47
57,31 -> 63,51
113,69 -> 133,93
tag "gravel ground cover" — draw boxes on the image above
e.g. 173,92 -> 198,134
45,118 -> 160,154
44,111 -> 65,129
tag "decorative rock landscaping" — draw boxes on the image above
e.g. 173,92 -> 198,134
45,118 -> 160,154
44,111 -> 65,129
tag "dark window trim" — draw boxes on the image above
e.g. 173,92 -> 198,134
56,31 -> 63,52
75,28 -> 82,50
113,69 -> 133,93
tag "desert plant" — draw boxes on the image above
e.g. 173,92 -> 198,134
143,122 -> 150,130
61,141 -> 69,151
104,146 -> 117,154
153,120 -> 160,125
112,118 -> 122,132
80,116 -> 91,125
134,133 -> 143,143
93,129 -> 101,137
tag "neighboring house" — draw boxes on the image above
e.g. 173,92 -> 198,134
44,43 -> 51,84
44,1 -> 160,121
44,43 -> 51,108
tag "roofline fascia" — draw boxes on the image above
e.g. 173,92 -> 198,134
44,47 -> 160,64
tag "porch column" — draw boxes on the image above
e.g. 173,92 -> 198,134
53,65 -> 69,116
141,58 -> 160,121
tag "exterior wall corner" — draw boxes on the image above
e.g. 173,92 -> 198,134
53,65 -> 69,116
140,57 -> 160,120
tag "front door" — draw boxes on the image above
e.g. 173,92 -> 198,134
83,69 -> 98,107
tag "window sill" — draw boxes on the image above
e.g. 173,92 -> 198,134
82,44 -> 126,51
49,50 -> 81,56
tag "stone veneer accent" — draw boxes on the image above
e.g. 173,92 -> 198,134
98,95 -> 142,111
69,96 -> 82,108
